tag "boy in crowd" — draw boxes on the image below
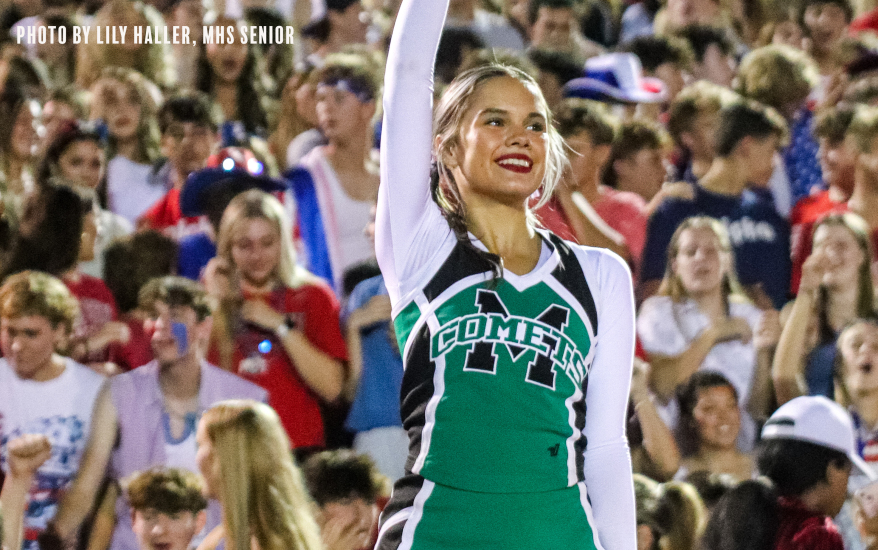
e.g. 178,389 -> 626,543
45,277 -> 266,550
527,0 -> 604,61
667,81 -> 739,184
675,25 -> 736,88
138,93 -> 219,240
603,120 -> 674,215
289,55 -> 379,293
126,468 -> 208,550
801,0 -> 853,77
621,35 -> 694,106
640,101 -> 791,309
0,272 -> 104,550
526,49 -> 583,111
444,0 -> 525,50
302,450 -> 385,550
789,104 -> 857,294
538,99 -> 645,271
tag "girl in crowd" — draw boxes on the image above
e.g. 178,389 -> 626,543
269,66 -> 318,170
33,14 -> 77,90
773,212 -> 874,404
75,0 -> 175,90
0,89 -> 39,230
197,15 -> 274,139
676,371 -> 755,481
634,474 -> 707,550
90,68 -> 164,224
37,121 -> 132,279
204,190 -> 347,453
834,318 -> 878,469
195,400 -> 323,550
376,0 -> 636,546
637,216 -> 778,450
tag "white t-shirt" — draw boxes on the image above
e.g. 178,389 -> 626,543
107,156 -> 166,225
0,358 -> 104,550
637,295 -> 764,450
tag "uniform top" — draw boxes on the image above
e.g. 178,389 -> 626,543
378,0 -> 637,546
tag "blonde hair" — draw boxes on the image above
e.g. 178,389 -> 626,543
201,400 -> 323,550
658,216 -> 748,304
735,44 -> 819,113
91,67 -> 162,164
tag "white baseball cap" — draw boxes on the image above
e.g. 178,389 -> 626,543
762,396 -> 877,480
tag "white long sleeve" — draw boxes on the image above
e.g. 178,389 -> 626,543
377,0 -> 454,307
577,247 -> 638,550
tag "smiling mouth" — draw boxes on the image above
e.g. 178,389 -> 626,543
496,156 -> 533,174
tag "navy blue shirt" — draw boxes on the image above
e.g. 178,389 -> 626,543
178,232 -> 217,281
641,185 -> 791,309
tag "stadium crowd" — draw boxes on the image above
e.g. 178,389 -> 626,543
4,0 -> 878,547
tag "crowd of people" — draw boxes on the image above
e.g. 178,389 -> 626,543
2,0 -> 878,547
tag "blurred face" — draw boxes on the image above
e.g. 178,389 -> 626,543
615,147 -> 667,201
839,321 -> 878,396
195,420 -> 220,500
531,7 -> 574,50
812,223 -> 864,289
102,81 -> 142,141
230,218 -> 281,287
319,497 -> 378,549
12,103 -> 37,161
162,122 -> 216,179
34,21 -> 71,66
804,3 -> 849,52
59,140 -> 104,191
744,135 -> 780,187
171,0 -> 204,41
682,109 -> 720,161
206,38 -> 248,84
672,226 -> 727,296
773,20 -> 805,48
696,44 -> 736,88
0,315 -> 64,381
692,385 -> 740,450
330,2 -> 369,44
566,131 -> 610,186
449,76 -> 549,207
146,301 -> 202,366
132,509 -> 205,550
294,80 -> 319,127
857,482 -> 878,535
315,84 -> 374,143
819,138 -> 856,194
41,100 -> 75,147
654,63 -> 686,104
666,0 -> 720,27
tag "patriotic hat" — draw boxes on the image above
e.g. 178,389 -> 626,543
563,53 -> 666,104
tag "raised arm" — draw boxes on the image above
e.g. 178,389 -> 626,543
377,0 -> 450,303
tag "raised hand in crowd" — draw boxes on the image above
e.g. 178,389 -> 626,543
2,435 -> 52,550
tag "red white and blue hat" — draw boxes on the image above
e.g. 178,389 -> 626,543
563,53 -> 667,104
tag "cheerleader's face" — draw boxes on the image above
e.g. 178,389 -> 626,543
448,76 -> 548,207
230,218 -> 281,287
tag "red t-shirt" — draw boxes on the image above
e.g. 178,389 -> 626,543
209,283 -> 348,449
774,498 -> 843,550
790,200 -> 878,295
535,196 -> 578,243
65,272 -> 119,363
592,186 -> 648,272
115,314 -> 154,371
138,188 -> 211,241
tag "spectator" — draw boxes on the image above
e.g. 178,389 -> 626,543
637,216 -> 778,451
800,0 -> 853,78
301,0 -> 370,64
629,358 -> 682,482
1,435 -> 52,550
302,450 -> 385,550
676,371 -> 755,480
526,49 -> 582,111
633,474 -> 707,550
46,276 -> 266,550
37,121 -> 133,279
197,15 -> 274,139
775,213 -> 874,404
834,318 -> 878,467
75,0 -> 175,90
789,104 -> 858,293
736,44 -> 822,206
166,0 -> 203,90
31,14 -> 75,90
38,86 -> 87,155
288,55 -> 380,292
195,400 -> 323,550
702,396 -> 870,550
854,481 -> 878,549
435,27 -> 486,88
675,25 -> 736,88
102,231 -> 178,372
603,119 -> 674,215
621,34 -> 694,105
620,0 -> 660,44
204,190 -> 347,452
0,271 -> 104,550
758,10 -> 806,49
0,89 -> 39,230
667,80 -> 738,185
271,67 -> 320,171
528,0 -> 604,61
91,68 -> 164,225
138,93 -> 219,240
640,101 -> 791,309
125,468 -> 208,550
